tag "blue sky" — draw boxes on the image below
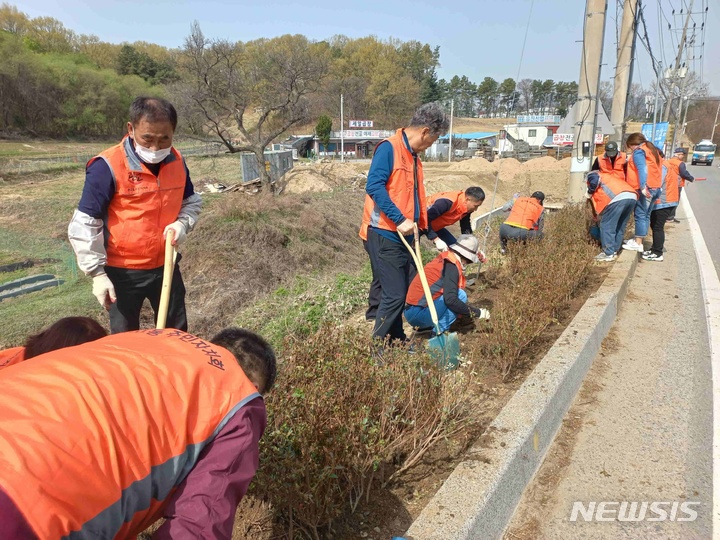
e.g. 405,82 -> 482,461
16,0 -> 720,95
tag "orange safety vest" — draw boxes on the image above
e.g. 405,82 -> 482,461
0,329 -> 260,540
360,129 -> 428,238
504,197 -> 544,230
596,151 -> 627,182
668,156 -> 688,188
590,172 -> 637,215
626,143 -> 663,190
0,346 -> 24,369
88,137 -> 187,270
406,251 -> 465,307
656,159 -> 680,207
426,190 -> 470,231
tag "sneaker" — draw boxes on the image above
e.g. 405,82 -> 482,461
671,218 -> 680,224
622,239 -> 643,252
642,252 -> 664,262
594,252 -> 617,262
642,250 -> 653,256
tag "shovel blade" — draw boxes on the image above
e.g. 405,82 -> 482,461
427,332 -> 460,369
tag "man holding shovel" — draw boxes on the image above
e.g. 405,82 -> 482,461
68,97 -> 201,333
361,102 -> 449,345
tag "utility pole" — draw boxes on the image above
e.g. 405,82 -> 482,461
610,0 -> 638,145
568,0 -> 608,203
662,0 -> 695,122
340,94 -> 344,162
711,101 -> 720,143
448,98 -> 454,163
651,61 -> 662,145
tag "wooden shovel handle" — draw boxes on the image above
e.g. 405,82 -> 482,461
156,231 -> 177,329
399,226 -> 441,334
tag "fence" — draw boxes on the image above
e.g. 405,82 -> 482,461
0,139 -> 225,176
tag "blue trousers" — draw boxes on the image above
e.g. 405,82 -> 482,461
633,188 -> 661,237
599,199 -> 635,255
405,289 -> 468,335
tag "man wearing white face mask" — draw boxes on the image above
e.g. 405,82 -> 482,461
68,96 -> 202,333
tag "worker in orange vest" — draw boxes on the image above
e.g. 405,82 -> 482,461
0,316 -> 107,369
426,186 -> 486,250
361,102 -> 449,344
68,97 -> 202,334
621,132 -> 664,253
585,171 -> 638,262
666,147 -> 694,223
642,150 -> 681,262
405,235 -> 489,335
498,191 -> 545,253
0,327 -> 275,539
591,141 -> 627,182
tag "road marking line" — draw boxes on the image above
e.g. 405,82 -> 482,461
682,195 -> 720,539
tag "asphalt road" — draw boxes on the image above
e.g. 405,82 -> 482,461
505,184 -> 715,539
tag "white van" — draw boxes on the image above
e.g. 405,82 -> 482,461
692,140 -> 717,166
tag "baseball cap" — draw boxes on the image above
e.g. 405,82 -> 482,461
605,141 -> 619,157
674,148 -> 687,154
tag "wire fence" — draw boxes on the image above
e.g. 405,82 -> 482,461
0,139 -> 225,176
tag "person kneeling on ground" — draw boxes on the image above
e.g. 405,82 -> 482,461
0,316 -> 107,369
404,234 -> 489,335
425,186 -> 486,251
586,171 -> 637,262
0,327 -> 276,539
499,191 -> 545,253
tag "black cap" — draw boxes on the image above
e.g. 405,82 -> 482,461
605,141 -> 619,157
531,191 -> 545,204
674,148 -> 687,154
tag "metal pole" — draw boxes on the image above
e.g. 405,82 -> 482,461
340,94 -> 344,162
568,0 -> 608,203
651,61 -> 661,145
662,0 -> 695,121
448,98 -> 454,162
680,96 -> 691,145
711,101 -> 720,143
610,0 -> 638,144
670,69 -> 689,152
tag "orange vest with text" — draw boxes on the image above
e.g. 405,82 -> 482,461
626,143 -> 663,190
504,197 -> 544,230
88,137 -> 186,269
0,347 -> 24,369
427,190 -> 470,231
590,172 -> 636,215
596,151 -> 627,181
360,129 -> 428,239
0,330 -> 260,540
406,251 -> 466,307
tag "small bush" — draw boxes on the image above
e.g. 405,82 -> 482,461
252,326 -> 471,539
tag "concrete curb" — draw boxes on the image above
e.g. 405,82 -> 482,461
405,250 -> 639,540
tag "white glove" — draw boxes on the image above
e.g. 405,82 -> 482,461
163,221 -> 187,246
434,239 -> 448,252
92,274 -> 116,310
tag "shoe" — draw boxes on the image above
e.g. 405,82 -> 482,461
642,250 -> 653,256
622,239 -> 643,252
671,218 -> 680,223
594,252 -> 617,262
642,252 -> 664,262
500,248 -> 507,255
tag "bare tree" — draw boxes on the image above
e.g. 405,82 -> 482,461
173,23 -> 329,190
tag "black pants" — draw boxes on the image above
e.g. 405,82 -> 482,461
105,263 -> 188,334
366,228 -> 415,343
363,239 -> 382,321
649,207 -> 674,256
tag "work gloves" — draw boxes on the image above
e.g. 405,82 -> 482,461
434,239 -> 448,252
92,274 -> 116,310
163,221 -> 187,246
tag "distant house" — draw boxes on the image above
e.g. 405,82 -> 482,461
427,132 -> 498,160
312,129 -> 394,159
494,115 -> 561,154
541,103 -> 614,148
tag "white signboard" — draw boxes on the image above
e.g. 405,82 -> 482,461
342,130 -> 384,138
349,120 -> 374,128
553,133 -> 604,145
518,114 -> 561,124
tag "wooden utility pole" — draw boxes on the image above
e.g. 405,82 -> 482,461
610,0 -> 638,145
662,0 -> 695,121
568,0 -> 608,203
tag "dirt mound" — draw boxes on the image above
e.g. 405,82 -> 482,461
281,161 -> 367,194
